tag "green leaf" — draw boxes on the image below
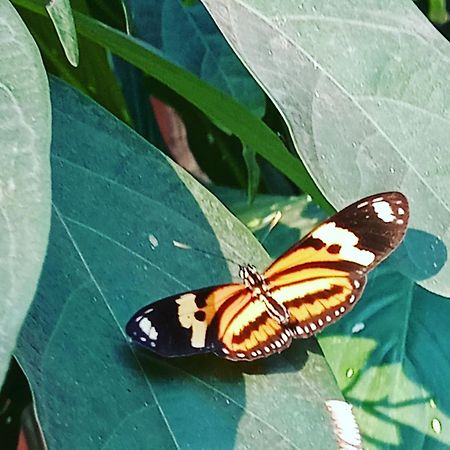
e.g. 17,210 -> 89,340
428,0 -> 449,24
16,78 -> 345,449
242,146 -> 260,203
46,0 -> 79,66
13,0 -> 331,211
201,0 -> 450,297
0,1 -> 51,387
222,191 -> 450,449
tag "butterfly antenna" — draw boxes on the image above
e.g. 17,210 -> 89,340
172,240 -> 243,268
259,211 -> 282,245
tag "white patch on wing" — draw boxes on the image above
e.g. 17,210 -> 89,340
139,317 -> 158,340
372,200 -> 396,223
176,293 -> 207,348
312,222 -> 375,266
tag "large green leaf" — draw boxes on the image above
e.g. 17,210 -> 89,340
0,1 -> 51,388
202,0 -> 450,297
220,190 -> 450,449
15,78 -> 346,449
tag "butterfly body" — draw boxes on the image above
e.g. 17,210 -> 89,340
239,264 -> 290,324
126,192 -> 409,361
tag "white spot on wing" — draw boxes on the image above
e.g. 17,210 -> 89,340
326,400 -> 362,450
139,317 -> 158,340
357,201 -> 368,208
312,222 -> 375,266
310,323 -> 317,331
373,200 -> 396,223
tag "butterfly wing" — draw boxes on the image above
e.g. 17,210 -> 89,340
126,284 -> 246,357
213,294 -> 293,361
264,192 -> 409,337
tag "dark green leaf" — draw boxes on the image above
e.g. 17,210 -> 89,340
242,146 -> 260,203
16,78 -> 345,449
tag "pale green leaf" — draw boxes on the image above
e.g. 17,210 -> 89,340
46,0 -> 79,66
0,1 -> 51,387
202,0 -> 450,297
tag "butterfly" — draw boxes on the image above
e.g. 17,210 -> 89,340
126,192 -> 409,361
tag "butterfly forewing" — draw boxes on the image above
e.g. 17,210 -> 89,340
264,192 -> 409,337
126,284 -> 245,357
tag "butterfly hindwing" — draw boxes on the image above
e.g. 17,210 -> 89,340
264,192 -> 409,337
213,295 -> 293,360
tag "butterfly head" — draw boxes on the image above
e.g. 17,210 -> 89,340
239,264 -> 266,289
